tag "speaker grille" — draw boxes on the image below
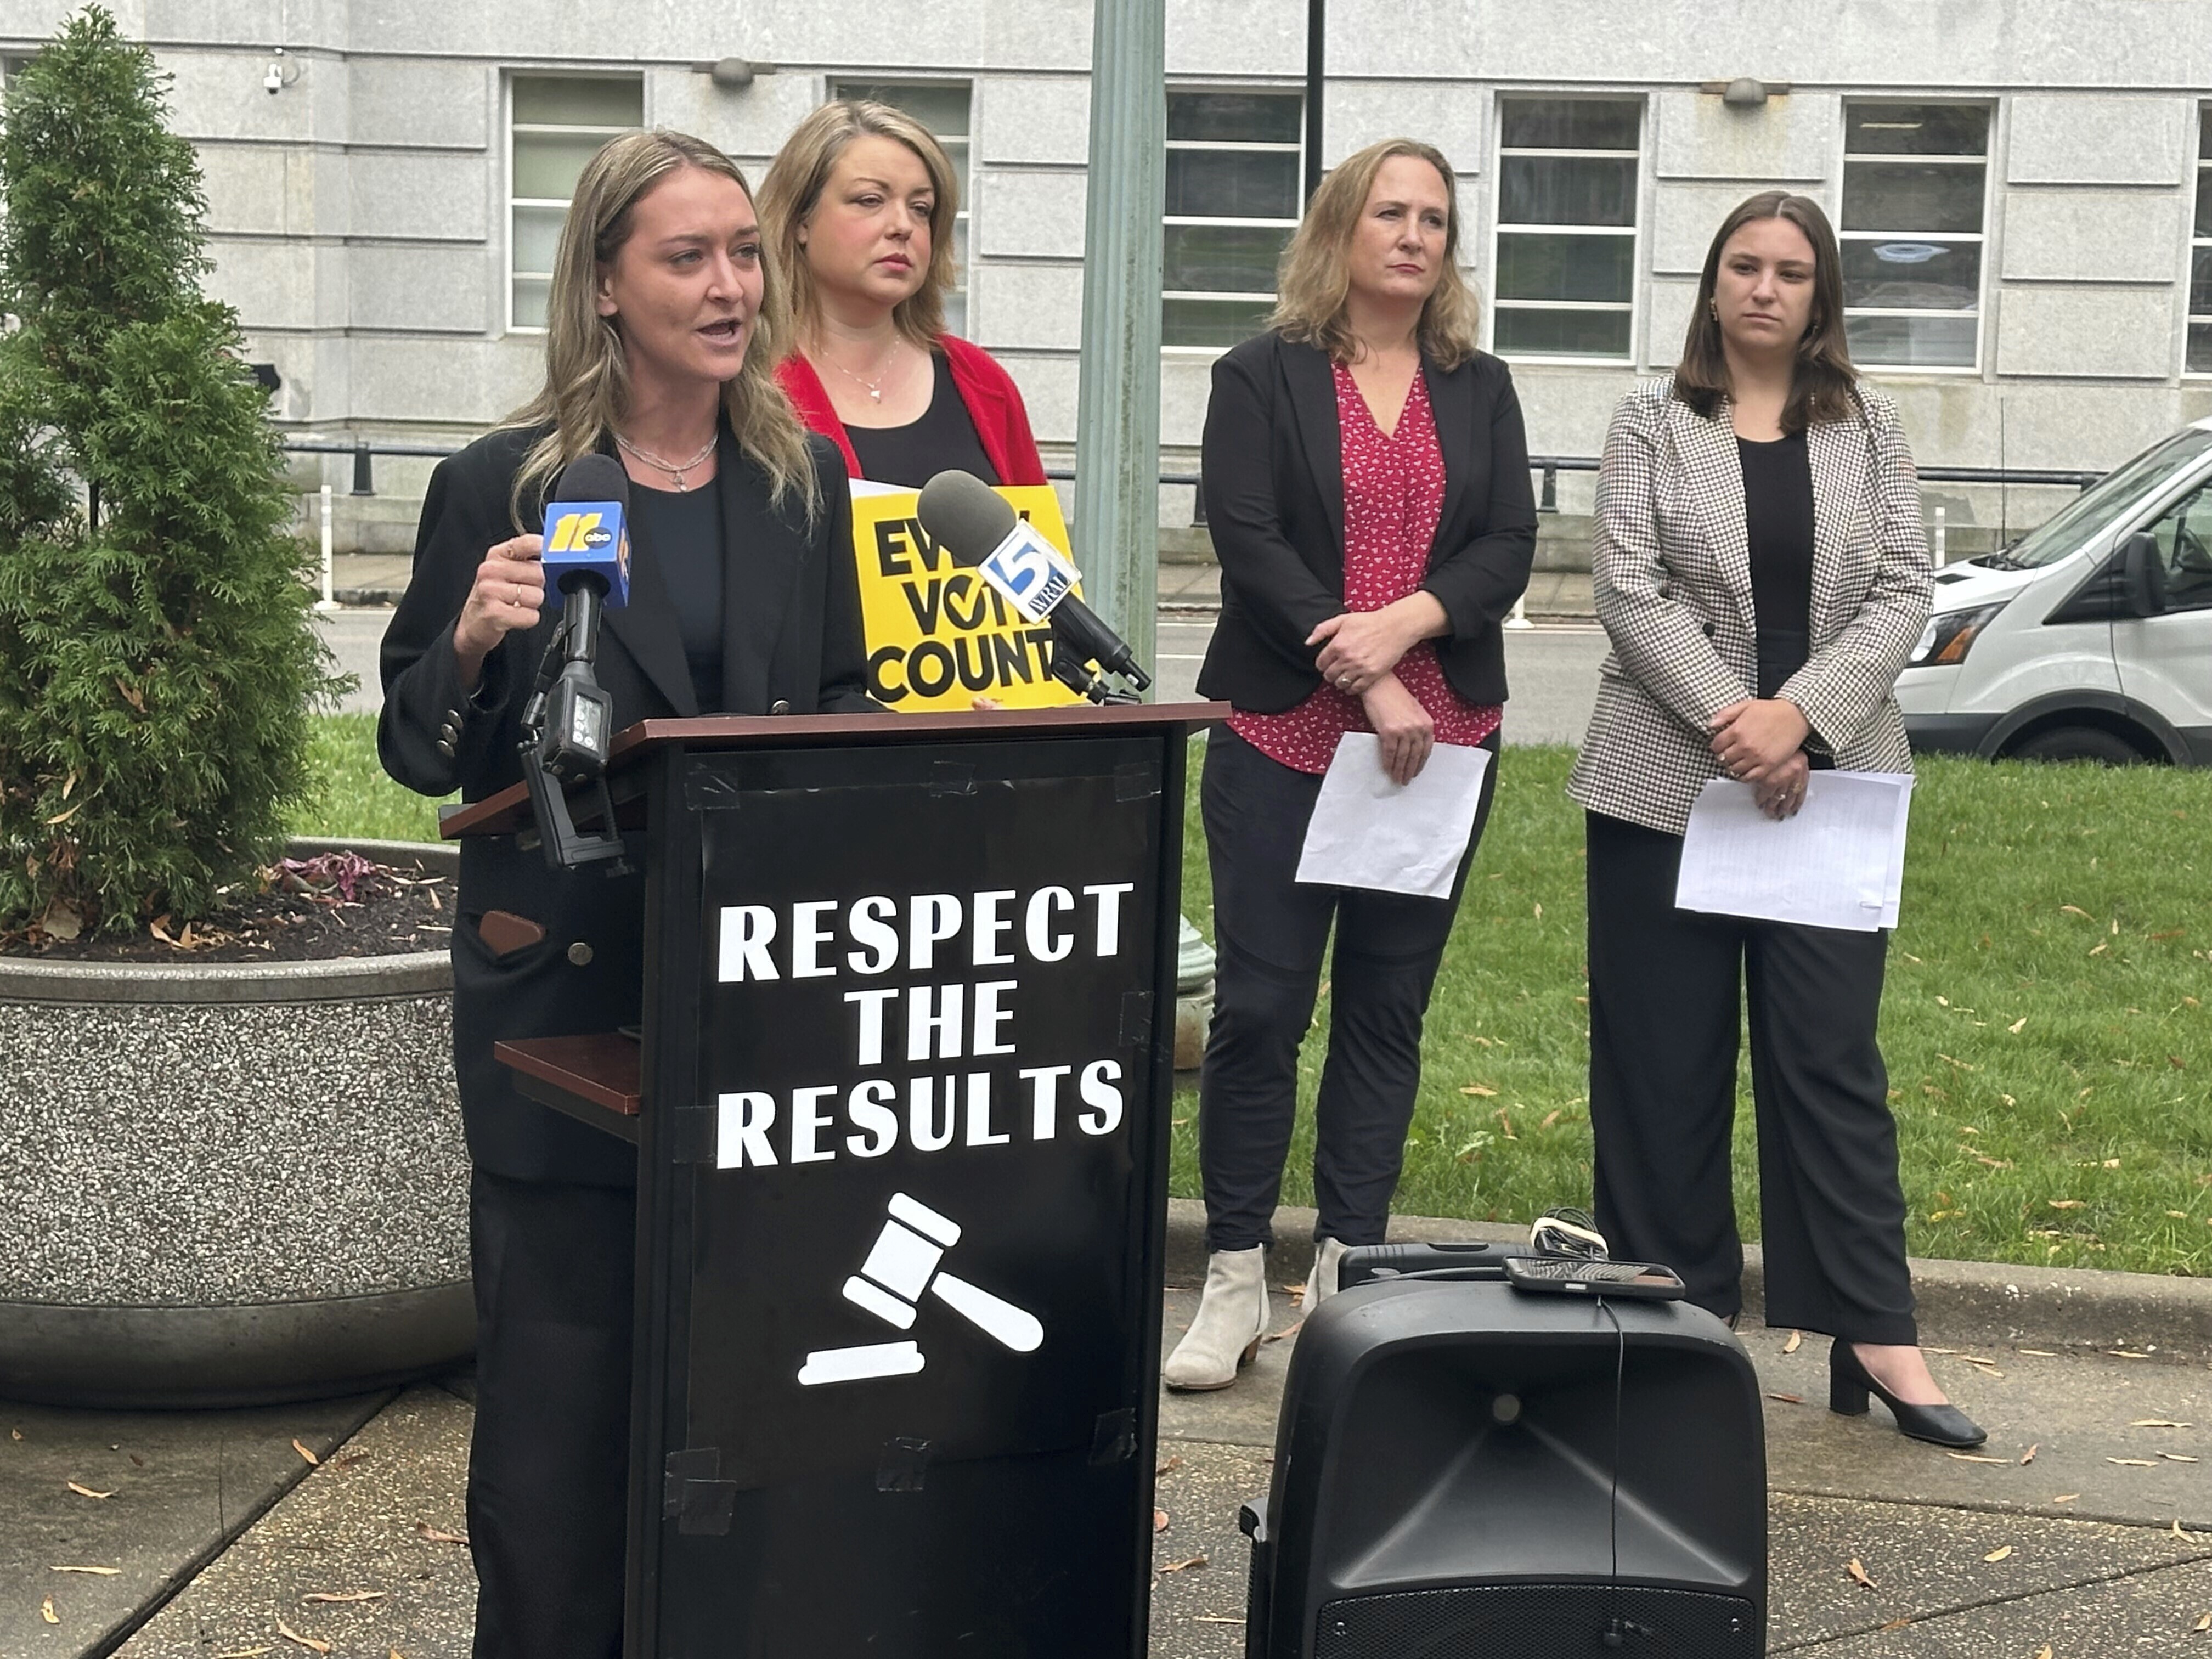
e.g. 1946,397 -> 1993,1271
1314,1583 -> 1758,1658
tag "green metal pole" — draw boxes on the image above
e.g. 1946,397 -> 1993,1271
1071,0 -> 1165,689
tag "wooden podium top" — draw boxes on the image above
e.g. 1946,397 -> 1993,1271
442,699 -> 1227,839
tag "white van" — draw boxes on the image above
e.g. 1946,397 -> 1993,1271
1899,419 -> 2212,765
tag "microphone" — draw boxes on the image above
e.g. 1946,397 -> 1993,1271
534,454 -> 633,782
915,470 -> 1152,696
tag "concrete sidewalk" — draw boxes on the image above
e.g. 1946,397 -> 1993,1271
8,1203 -> 2207,1658
327,551 -> 1599,620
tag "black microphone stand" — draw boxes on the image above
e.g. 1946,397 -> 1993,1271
516,580 -> 630,872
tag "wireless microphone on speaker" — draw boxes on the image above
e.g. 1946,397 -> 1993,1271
518,452 -> 634,870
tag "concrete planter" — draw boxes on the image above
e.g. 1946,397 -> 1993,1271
0,838 -> 471,1408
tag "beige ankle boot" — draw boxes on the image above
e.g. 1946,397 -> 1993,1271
1163,1246 -> 1269,1391
1304,1238 -> 1350,1310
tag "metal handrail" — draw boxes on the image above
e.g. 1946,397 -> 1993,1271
284,439 -> 2102,523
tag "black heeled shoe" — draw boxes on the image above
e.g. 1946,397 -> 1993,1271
1829,1341 -> 1986,1448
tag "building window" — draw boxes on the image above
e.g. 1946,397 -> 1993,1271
830,80 -> 972,335
2191,108 -> 2212,374
1838,101 -> 1988,369
1491,98 -> 1640,362
1163,89 -> 1304,349
509,74 -> 642,331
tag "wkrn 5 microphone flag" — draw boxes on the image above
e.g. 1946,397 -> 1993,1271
847,483 -> 1082,712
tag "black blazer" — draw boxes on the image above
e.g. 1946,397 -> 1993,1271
1196,331 -> 1539,713
379,422 -> 875,1187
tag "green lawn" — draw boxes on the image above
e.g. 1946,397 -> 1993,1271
1171,742 -> 2212,1279
296,714 -> 2210,1276
293,713 -> 452,844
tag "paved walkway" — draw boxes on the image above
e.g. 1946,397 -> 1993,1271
7,1200 -> 2208,1658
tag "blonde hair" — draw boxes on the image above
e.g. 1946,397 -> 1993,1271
757,100 -> 961,351
501,129 -> 817,529
1269,138 -> 1481,370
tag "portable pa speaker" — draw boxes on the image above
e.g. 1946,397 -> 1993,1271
1240,1243 -> 1765,1658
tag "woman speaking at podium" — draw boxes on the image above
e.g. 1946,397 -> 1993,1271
1166,139 -> 1536,1392
760,99 -> 1047,489
1570,192 -> 1979,1448
378,131 -> 873,1657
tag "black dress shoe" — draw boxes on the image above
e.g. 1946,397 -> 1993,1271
1829,1341 -> 1987,1448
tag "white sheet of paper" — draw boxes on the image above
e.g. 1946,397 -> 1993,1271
1675,771 -> 1915,932
1294,734 -> 1493,900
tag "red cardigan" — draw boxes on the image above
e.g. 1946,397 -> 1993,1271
776,334 -> 1048,487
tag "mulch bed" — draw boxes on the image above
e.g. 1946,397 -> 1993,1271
1,851 -> 456,964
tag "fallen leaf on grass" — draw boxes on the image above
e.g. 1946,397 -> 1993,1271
1153,1509 -> 1169,1533
292,1439 -> 319,1466
2061,905 -> 2092,919
1946,1453 -> 2010,1464
413,1522 -> 467,1545
66,1481 -> 114,1499
1984,1545 -> 2014,1562
1539,1110 -> 1561,1131
2007,1017 -> 2027,1034
49,1566 -> 121,1576
276,1620 -> 331,1654
1973,1154 -> 2013,1169
41,1598 -> 58,1625
2089,942 -> 2108,957
1459,1084 -> 1497,1097
1159,1555 -> 1208,1573
302,1590 -> 385,1604
2021,1444 -> 2038,1465
2049,1199 -> 2086,1210
1846,1558 -> 1876,1589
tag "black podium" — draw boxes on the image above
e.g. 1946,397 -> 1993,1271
446,704 -> 1221,1658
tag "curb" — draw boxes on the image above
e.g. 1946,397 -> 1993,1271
1163,1198 -> 2212,1365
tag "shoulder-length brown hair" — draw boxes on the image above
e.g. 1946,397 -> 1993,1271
756,99 -> 962,351
1269,138 -> 1481,370
1674,189 -> 1859,430
499,130 -> 816,528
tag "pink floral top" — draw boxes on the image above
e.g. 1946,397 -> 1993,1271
1230,363 -> 1504,774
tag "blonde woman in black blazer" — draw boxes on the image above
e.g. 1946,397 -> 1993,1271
1571,192 -> 1980,1448
1165,138 -> 1536,1392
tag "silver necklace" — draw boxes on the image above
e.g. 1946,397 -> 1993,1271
614,430 -> 716,492
823,338 -> 909,404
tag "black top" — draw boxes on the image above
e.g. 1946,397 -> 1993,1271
844,352 -> 1001,489
1738,429 -> 1815,699
629,478 -> 725,713
1194,331 -> 1538,713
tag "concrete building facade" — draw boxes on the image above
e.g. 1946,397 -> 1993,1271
5,1 -> 2211,554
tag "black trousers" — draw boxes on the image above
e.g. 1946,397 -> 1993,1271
1584,811 -> 1917,1345
1197,725 -> 1498,1254
467,1170 -> 635,1659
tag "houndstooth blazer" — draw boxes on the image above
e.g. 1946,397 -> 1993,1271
1567,376 -> 1933,836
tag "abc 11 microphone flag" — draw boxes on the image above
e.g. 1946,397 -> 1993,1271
846,484 -> 1084,713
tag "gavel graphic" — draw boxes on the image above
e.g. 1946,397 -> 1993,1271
798,1192 -> 1044,1387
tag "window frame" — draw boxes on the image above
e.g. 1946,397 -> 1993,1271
2187,105 -> 2212,377
505,69 -> 645,337
1160,84 -> 1306,354
1487,92 -> 1645,368
1835,96 -> 1994,377
826,76 -> 975,337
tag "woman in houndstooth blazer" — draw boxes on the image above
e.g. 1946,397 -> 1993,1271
1569,191 -> 1984,1449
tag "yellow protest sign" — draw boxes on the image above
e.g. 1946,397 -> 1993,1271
849,484 -> 1083,711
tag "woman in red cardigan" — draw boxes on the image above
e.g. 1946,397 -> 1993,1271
759,100 -> 1047,489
